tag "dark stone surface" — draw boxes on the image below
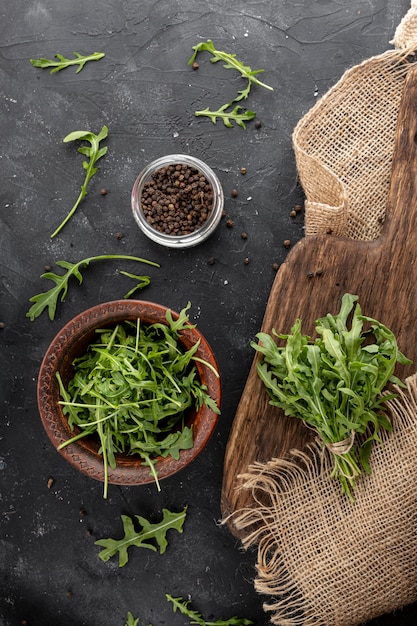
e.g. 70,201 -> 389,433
0,1 -> 415,624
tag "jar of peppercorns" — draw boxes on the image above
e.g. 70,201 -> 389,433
131,154 -> 224,248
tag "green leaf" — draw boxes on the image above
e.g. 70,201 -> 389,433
188,40 -> 273,91
95,507 -> 187,567
195,104 -> 256,129
124,612 -> 139,626
51,126 -> 108,237
166,595 -> 254,626
30,51 -> 105,74
26,254 -> 159,321
119,271 -> 151,299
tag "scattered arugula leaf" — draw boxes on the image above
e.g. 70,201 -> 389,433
50,126 -> 108,238
188,39 -> 273,92
57,302 -> 220,497
120,271 -> 151,299
253,293 -> 411,500
124,612 -> 139,626
26,254 -> 159,321
188,39 -> 273,128
96,507 -> 187,567
166,595 -> 254,626
194,104 -> 256,129
30,51 -> 105,74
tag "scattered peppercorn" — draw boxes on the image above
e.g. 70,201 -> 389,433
255,120 -> 262,129
44,265 -> 51,272
115,232 -> 124,240
294,204 -> 302,213
290,210 -> 297,218
316,268 -> 324,276
100,188 -> 108,196
47,477 -> 54,489
0,322 -> 5,329
141,163 -> 214,236
192,61 -> 199,70
240,167 -> 247,175
241,232 -> 248,239
283,239 -> 291,248
222,209 -> 227,218
231,188 -> 238,197
79,507 -> 87,517
226,219 -> 234,228
66,590 -> 73,599
208,257 -> 216,265
272,262 -> 279,271
244,257 -> 250,265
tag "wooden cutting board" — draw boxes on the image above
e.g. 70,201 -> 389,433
221,66 -> 417,538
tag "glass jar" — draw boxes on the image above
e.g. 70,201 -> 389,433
131,154 -> 224,248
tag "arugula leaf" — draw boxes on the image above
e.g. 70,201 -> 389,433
189,39 -> 273,92
253,293 -> 412,500
30,51 -> 105,74
166,595 -> 254,626
50,126 -> 108,238
124,612 -> 139,626
119,271 -> 151,299
188,39 -> 272,129
95,508 -> 187,567
26,254 -> 159,321
194,104 -> 256,129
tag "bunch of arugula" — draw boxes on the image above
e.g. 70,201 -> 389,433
26,254 -> 160,321
57,303 -> 220,497
30,51 -> 105,74
96,507 -> 187,566
188,39 -> 273,129
51,126 -> 108,238
253,293 -> 411,500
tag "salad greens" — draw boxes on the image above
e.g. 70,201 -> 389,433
253,293 -> 411,500
57,303 -> 220,497
96,507 -> 187,566
51,126 -> 108,238
30,51 -> 105,74
188,39 -> 273,128
26,254 -> 159,321
166,595 -> 254,625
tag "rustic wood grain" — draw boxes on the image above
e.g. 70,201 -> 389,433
221,67 -> 417,537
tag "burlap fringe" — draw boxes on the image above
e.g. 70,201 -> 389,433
293,48 -> 417,241
227,374 -> 417,626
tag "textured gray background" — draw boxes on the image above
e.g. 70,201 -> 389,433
0,1 -> 414,625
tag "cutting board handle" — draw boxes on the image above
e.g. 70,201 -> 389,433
382,66 -> 417,243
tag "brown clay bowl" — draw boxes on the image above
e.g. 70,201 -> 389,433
37,300 -> 221,488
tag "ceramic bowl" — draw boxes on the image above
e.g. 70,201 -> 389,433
37,300 -> 221,488
131,154 -> 224,248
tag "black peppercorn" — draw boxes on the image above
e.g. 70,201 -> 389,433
141,163 -> 214,236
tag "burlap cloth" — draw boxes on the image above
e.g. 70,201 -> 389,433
229,4 -> 417,625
